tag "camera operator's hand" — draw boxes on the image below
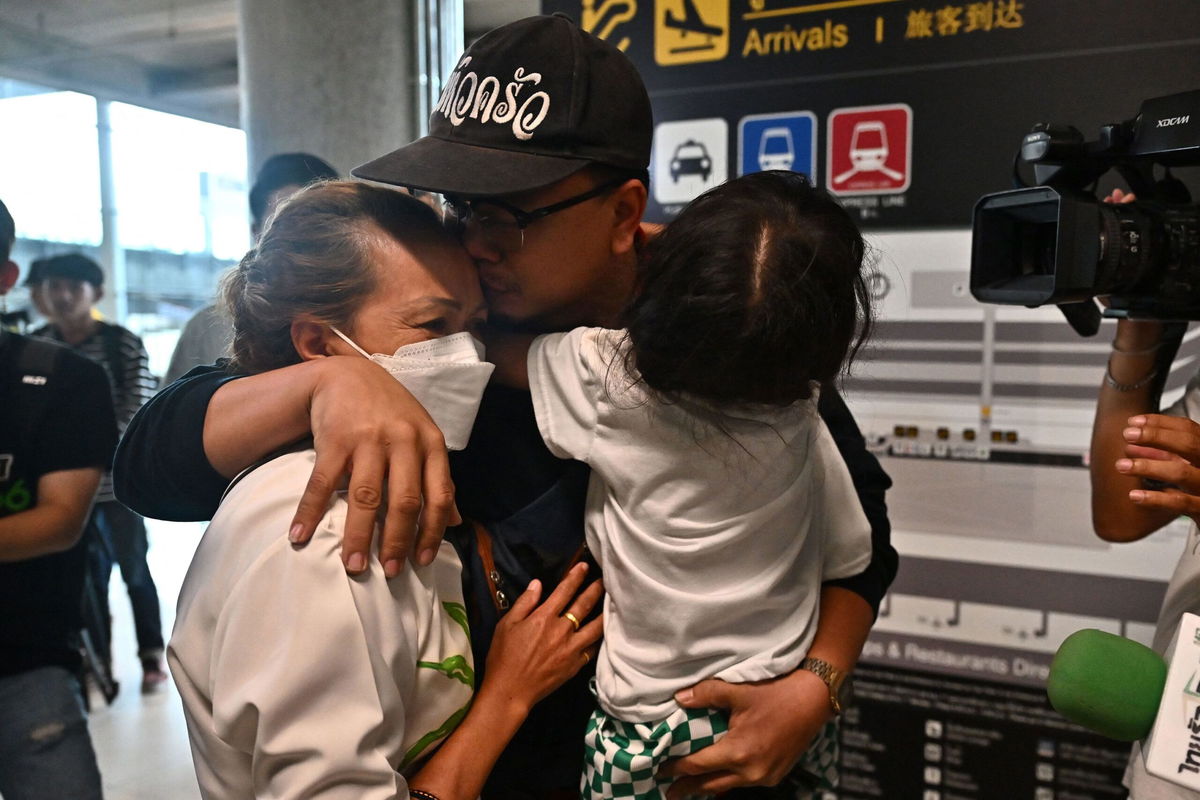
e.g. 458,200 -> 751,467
1117,414 -> 1200,525
1089,180 -> 1177,545
1103,188 -> 1136,205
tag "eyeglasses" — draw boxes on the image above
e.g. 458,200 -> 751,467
443,176 -> 629,253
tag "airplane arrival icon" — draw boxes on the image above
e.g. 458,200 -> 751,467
664,0 -> 723,53
832,120 -> 903,184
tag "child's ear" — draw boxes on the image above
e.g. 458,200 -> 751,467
610,179 -> 648,257
291,318 -> 339,360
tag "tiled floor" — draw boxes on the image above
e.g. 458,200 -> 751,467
88,519 -> 205,800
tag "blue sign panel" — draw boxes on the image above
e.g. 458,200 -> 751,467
737,111 -> 817,182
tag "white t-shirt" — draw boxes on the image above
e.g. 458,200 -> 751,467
168,450 -> 473,800
528,327 -> 872,722
1124,372 -> 1200,799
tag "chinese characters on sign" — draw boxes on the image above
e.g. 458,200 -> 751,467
905,1 -> 1025,39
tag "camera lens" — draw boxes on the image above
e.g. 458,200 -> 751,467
1017,222 -> 1058,277
1097,201 -> 1200,309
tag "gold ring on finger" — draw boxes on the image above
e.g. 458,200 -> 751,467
564,612 -> 581,632
582,651 -> 591,664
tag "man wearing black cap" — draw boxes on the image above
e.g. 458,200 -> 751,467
115,14 -> 895,798
30,254 -> 167,694
0,200 -> 117,800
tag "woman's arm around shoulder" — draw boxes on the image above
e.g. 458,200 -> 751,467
116,355 -> 459,576
113,364 -> 242,521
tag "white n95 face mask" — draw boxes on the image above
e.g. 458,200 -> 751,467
330,328 -> 495,450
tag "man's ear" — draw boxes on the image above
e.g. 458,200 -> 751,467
93,284 -> 105,304
609,179 -> 649,258
291,318 -> 340,361
0,260 -> 18,294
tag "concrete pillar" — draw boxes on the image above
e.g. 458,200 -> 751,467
236,0 -> 421,180
96,98 -> 127,323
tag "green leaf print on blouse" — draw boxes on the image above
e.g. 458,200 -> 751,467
443,601 -> 469,639
417,654 -> 473,687
400,702 -> 471,770
402,602 -> 475,770
418,603 -> 471,685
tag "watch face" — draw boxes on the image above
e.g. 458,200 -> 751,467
838,676 -> 854,711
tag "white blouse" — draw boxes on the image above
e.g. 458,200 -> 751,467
168,450 -> 473,800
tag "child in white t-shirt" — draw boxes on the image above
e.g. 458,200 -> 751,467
488,170 -> 875,800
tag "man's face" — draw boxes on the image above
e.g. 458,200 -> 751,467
43,277 -> 99,325
458,171 -> 635,331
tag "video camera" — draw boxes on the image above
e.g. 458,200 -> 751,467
970,90 -> 1200,335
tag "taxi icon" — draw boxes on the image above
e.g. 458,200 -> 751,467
670,139 -> 713,182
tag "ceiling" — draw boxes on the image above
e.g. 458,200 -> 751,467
0,0 -> 536,128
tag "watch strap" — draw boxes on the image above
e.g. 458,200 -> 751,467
800,656 -> 846,715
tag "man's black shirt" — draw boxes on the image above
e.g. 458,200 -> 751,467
0,332 -> 118,677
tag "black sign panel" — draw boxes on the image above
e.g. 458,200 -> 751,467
841,664 -> 1131,798
540,0 -> 1200,226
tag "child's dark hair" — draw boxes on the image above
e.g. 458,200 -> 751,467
623,170 -> 872,407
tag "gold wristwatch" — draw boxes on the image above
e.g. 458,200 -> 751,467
800,657 -> 850,715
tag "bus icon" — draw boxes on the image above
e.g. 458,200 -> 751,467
757,127 -> 795,170
737,111 -> 816,179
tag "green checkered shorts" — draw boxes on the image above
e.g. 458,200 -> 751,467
581,707 -> 841,800
581,705 -> 729,800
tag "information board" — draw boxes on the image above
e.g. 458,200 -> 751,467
543,0 -> 1200,227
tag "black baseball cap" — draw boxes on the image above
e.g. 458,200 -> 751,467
352,14 -> 652,197
28,253 -> 104,287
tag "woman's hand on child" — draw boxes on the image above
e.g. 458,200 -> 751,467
660,668 -> 833,798
289,355 -> 461,578
483,562 -> 604,715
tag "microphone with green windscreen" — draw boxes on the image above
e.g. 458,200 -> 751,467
1047,628 -> 1167,742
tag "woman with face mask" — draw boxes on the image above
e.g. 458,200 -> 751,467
167,180 -> 603,800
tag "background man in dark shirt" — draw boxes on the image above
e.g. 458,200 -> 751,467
30,253 -> 166,693
115,16 -> 897,798
0,198 -> 119,800
164,152 -> 341,385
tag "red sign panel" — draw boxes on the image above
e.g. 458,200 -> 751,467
826,104 -> 912,196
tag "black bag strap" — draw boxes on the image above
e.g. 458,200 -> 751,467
8,335 -> 65,458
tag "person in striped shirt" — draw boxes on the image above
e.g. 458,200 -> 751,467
29,253 -> 166,694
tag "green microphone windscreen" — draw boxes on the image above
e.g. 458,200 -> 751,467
1047,628 -> 1167,741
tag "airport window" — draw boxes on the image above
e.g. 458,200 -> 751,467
109,102 -> 248,374
0,78 -> 249,377
0,80 -> 102,248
